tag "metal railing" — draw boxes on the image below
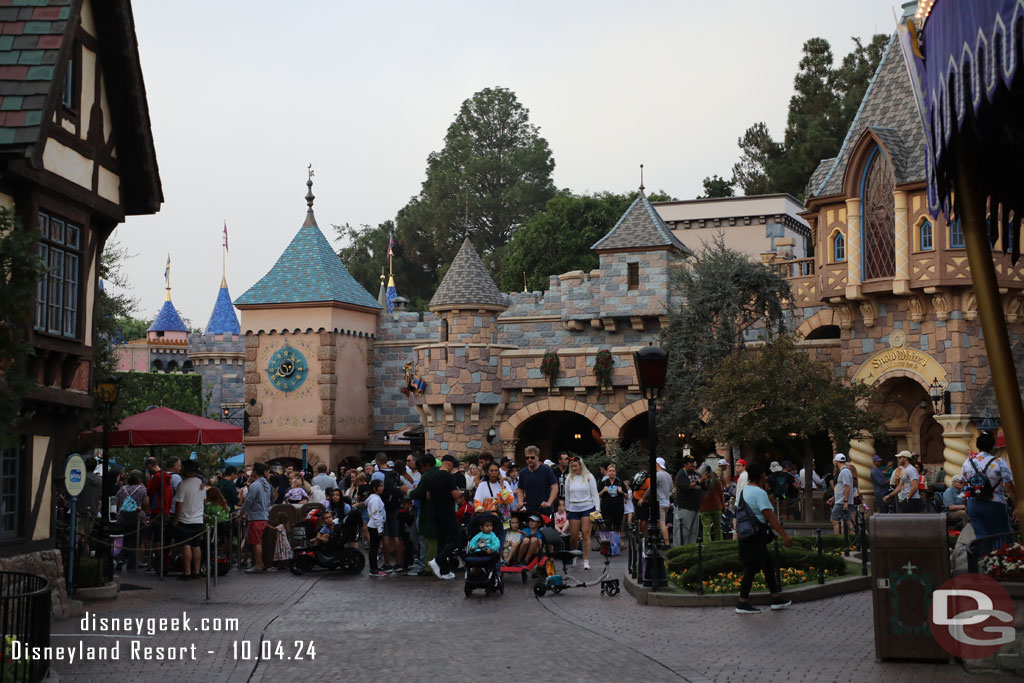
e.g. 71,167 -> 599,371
0,571 -> 50,683
781,257 -> 815,278
967,530 -> 1021,574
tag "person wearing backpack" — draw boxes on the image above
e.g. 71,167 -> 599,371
371,452 -> 409,572
115,470 -> 148,571
960,432 -> 1016,538
734,462 -> 793,615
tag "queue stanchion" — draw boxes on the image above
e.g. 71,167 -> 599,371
205,526 -> 211,601
213,522 -> 219,587
815,528 -> 824,585
696,526 -> 704,596
859,509 -> 869,576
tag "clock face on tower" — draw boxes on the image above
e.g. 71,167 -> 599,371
266,346 -> 308,392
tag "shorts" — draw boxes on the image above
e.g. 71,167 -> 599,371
829,505 -> 852,522
246,520 -> 267,546
176,523 -> 204,548
659,505 -> 669,525
383,511 -> 401,537
567,507 -> 595,521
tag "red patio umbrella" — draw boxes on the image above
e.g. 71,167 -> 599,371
81,406 -> 243,447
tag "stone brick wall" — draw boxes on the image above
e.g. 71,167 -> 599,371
188,333 -> 245,412
373,312 -> 438,433
0,549 -> 71,619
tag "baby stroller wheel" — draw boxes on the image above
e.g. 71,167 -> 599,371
533,582 -> 547,597
289,555 -> 313,576
464,586 -> 473,598
340,549 -> 365,575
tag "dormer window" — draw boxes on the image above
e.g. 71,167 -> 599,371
627,263 -> 639,289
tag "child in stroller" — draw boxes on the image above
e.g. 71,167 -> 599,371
463,511 -> 504,597
289,505 -> 365,575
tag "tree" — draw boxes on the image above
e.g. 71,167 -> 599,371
0,207 -> 45,446
730,35 -> 887,199
698,175 -> 735,198
660,236 -> 791,444
497,189 -> 675,292
699,334 -> 883,520
335,220 -> 394,300
397,86 -> 556,292
93,240 -> 139,380
731,122 -> 782,196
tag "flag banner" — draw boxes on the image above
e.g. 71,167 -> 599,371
223,221 -> 229,252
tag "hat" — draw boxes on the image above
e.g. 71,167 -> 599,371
543,459 -> 555,467
872,455 -> 882,463
441,454 -> 458,465
717,460 -> 728,467
736,459 -> 747,467
529,514 -> 541,522
655,457 -> 666,469
769,461 -> 783,473
681,455 -> 695,465
896,450 -> 912,460
952,475 -> 964,483
386,460 -> 394,468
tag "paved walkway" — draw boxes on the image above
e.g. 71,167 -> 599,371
50,557 -> 1012,682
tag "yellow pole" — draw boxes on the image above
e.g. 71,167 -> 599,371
954,158 -> 1024,518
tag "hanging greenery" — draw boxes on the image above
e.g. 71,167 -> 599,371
594,349 -> 614,388
540,351 -> 559,386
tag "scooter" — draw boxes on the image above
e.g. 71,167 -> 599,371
533,524 -> 620,597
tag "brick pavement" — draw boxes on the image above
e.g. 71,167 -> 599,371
50,557 -> 1015,682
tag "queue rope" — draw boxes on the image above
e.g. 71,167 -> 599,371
53,517 -> 232,554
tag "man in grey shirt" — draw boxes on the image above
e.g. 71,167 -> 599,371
240,462 -> 273,572
654,457 -> 673,545
829,454 -> 855,535
311,463 -> 338,494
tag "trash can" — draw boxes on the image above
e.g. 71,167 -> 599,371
870,513 -> 950,662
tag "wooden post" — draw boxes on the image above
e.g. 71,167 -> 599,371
953,158 -> 1024,516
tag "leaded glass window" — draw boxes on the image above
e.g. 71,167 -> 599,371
34,211 -> 81,338
861,148 -> 896,280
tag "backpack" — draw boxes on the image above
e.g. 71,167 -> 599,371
734,489 -> 765,540
967,456 -> 1001,501
119,487 -> 139,513
382,470 -> 403,510
770,472 -> 790,499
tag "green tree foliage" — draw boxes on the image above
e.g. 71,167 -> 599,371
698,175 -> 736,198
395,86 -> 556,302
0,207 -> 45,446
334,219 -> 394,298
93,240 -> 140,380
497,189 -> 675,292
660,236 -> 790,443
730,34 -> 887,199
698,334 -> 882,451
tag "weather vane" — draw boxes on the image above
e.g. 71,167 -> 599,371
308,164 -> 315,181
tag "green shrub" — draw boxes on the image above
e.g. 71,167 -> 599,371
669,539 -> 850,587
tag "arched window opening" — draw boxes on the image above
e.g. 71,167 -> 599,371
861,147 -> 896,279
832,232 -> 846,262
920,220 -> 933,251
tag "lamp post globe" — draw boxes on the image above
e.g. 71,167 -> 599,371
634,344 -> 669,588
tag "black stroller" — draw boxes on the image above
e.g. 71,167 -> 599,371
463,511 -> 504,597
289,506 -> 365,575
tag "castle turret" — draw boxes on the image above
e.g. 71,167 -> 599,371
416,238 -> 508,455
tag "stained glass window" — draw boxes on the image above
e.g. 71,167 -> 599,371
862,148 -> 895,280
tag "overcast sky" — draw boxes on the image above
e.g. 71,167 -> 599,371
118,0 -> 903,326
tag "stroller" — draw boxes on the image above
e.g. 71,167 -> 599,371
289,506 -> 365,575
463,511 -> 504,597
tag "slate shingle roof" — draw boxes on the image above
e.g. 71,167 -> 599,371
805,158 -> 834,200
205,283 -> 240,335
0,0 -> 71,146
809,35 -> 927,199
234,212 -> 381,309
148,299 -> 188,333
429,237 -> 506,310
591,190 -> 693,254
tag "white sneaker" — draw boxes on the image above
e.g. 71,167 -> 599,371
427,558 -> 442,579
440,572 -> 456,580
583,560 -> 591,570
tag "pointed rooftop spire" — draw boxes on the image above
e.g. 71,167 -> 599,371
377,266 -> 387,308
429,237 -> 506,311
591,178 -> 693,255
639,163 -> 645,192
206,280 -> 241,335
302,164 -> 317,228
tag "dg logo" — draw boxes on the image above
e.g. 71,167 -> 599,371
930,573 -> 1017,659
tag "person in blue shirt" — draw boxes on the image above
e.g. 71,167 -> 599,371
735,462 -> 793,615
941,475 -> 967,527
468,519 -> 500,556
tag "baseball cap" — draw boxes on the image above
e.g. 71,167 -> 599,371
736,459 -> 747,466
833,453 -> 846,462
769,461 -> 783,472
543,459 -> 555,467
441,454 -> 458,465
681,455 -> 695,465
655,457 -> 667,469
717,460 -> 728,468
872,455 -> 882,463
896,450 -> 912,460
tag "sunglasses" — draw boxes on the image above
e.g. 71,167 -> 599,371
526,456 -> 537,460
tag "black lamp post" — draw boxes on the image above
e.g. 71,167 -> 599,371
94,375 -> 120,581
634,344 -> 669,588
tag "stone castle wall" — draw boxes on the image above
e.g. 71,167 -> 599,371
373,312 -> 438,433
188,333 -> 245,412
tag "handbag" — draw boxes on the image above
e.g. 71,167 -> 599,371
734,490 -> 765,540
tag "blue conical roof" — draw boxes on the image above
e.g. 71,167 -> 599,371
234,221 -> 381,309
148,299 -> 189,333
206,284 -> 241,334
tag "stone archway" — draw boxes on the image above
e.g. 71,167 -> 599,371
499,397 -> 612,441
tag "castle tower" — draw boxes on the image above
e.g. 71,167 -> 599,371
117,269 -> 191,373
188,265 -> 244,419
415,238 -> 507,455
234,174 -> 382,468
